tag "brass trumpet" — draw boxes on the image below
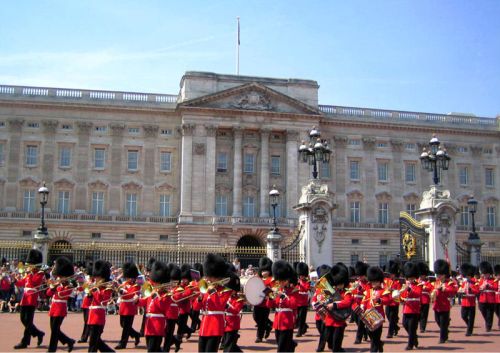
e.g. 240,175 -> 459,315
198,277 -> 230,294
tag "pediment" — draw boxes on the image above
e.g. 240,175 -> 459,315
54,178 -> 75,189
179,82 -> 321,115
19,177 -> 40,188
88,180 -> 108,189
122,181 -> 142,191
156,182 -> 176,192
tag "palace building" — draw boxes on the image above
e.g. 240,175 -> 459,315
0,71 -> 499,266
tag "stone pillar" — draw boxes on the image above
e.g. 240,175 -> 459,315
33,230 -> 50,265
205,125 -> 217,216
286,130 -> 299,217
362,137 -> 376,221
109,123 -> 125,215
41,120 -> 58,185
464,238 -> 483,267
266,229 -> 282,262
259,129 -> 270,217
232,128 -> 243,217
416,186 -> 459,269
333,136 -> 347,219
293,181 -> 336,268
75,122 -> 92,212
180,124 -> 195,217
5,119 -> 24,211
143,124 -> 159,216
390,139 -> 404,219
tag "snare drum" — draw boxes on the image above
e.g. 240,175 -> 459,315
361,307 -> 385,331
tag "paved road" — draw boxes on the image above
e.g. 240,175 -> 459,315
0,306 -> 499,352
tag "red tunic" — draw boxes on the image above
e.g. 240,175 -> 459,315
311,288 -> 326,321
87,287 -> 113,325
351,279 -> 370,310
193,286 -> 232,337
137,293 -> 173,337
16,271 -> 45,307
225,294 -> 245,332
384,277 -> 402,307
255,276 -> 274,308
495,279 -> 500,304
323,288 -> 353,327
459,278 -> 480,307
295,278 -> 311,307
361,287 -> 392,319
118,280 -> 140,316
431,279 -> 458,312
175,284 -> 193,314
47,284 -> 73,317
401,281 -> 422,314
266,286 -> 298,331
478,278 -> 498,304
419,279 -> 433,305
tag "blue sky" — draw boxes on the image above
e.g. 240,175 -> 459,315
1,0 -> 499,117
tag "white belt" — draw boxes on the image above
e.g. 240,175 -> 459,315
171,304 -> 178,307
422,292 -> 429,295
463,294 -> 476,297
25,288 -> 37,292
405,298 -> 420,302
119,298 -> 136,303
52,299 -> 67,304
298,291 -> 308,295
355,295 -> 364,298
482,290 -> 495,293
225,312 -> 242,316
146,313 -> 165,318
206,311 -> 225,315
275,308 -> 293,313
89,306 -> 106,310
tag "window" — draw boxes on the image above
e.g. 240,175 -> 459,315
406,203 -> 417,218
126,193 -> 137,216
350,254 -> 359,266
459,166 -> 468,185
161,129 -> 173,136
215,195 -> 228,216
0,121 -> 5,127
22,230 -> 32,237
94,148 -> 105,169
484,148 -> 493,154
271,156 -> 281,175
125,233 -> 135,240
160,152 -> 171,172
405,143 -> 416,150
352,239 -> 360,245
25,145 -> 38,166
350,201 -> 361,223
127,150 -> 139,171
320,161 -> 331,179
487,207 -> 496,227
488,241 -> 496,248
377,142 -> 388,148
378,203 -> 389,224
244,154 -> 255,174
350,160 -> 360,180
159,234 -> 169,241
405,163 -> 416,183
95,126 -> 107,132
348,139 -> 361,146
27,122 -> 39,128
128,127 -> 140,134
379,254 -> 388,268
377,162 -> 388,182
485,168 -> 495,187
457,146 -> 468,153
159,195 -> 171,217
61,124 -> 72,130
0,143 -> 4,165
217,152 -> 228,172
91,192 -> 104,215
57,191 -> 70,214
59,147 -> 71,168
460,206 -> 470,226
91,232 -> 101,239
243,196 -> 255,217
23,190 -> 36,212
380,239 -> 389,246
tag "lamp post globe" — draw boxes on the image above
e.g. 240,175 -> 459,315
298,126 -> 332,180
419,134 -> 451,185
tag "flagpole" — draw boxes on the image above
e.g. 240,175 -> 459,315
236,16 -> 240,75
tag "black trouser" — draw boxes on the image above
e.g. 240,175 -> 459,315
190,309 -> 201,331
88,325 -> 114,352
368,326 -> 383,352
385,305 -> 399,336
164,318 -> 180,352
119,315 -> 139,346
419,304 -> 430,332
198,336 -> 222,352
253,306 -> 271,340
315,319 -> 330,351
324,325 -> 345,353
222,330 -> 242,352
80,308 -> 90,342
140,313 -> 147,337
353,311 -> 368,342
495,303 -> 500,327
146,336 -> 162,353
479,302 -> 495,331
461,306 -> 476,335
434,310 -> 450,342
296,306 -> 308,335
403,314 -> 419,349
19,305 -> 44,346
275,329 -> 295,352
48,316 -> 72,352
176,313 -> 191,339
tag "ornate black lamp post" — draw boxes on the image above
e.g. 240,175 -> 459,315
467,196 -> 479,240
269,186 -> 280,232
38,182 -> 49,235
419,134 -> 451,185
466,196 -> 482,266
267,186 -> 282,262
299,126 -> 331,179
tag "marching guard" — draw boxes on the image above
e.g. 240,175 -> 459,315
115,262 -> 141,349
295,262 -> 311,337
384,260 -> 401,338
432,259 -> 458,344
399,261 -> 422,351
352,261 -> 370,344
459,262 -> 480,336
253,256 -> 273,343
78,262 -> 93,344
221,271 -> 245,352
311,264 -> 331,352
417,261 -> 432,333
163,263 -> 182,353
189,262 -> 203,333
495,264 -> 500,328
478,261 -> 498,332
175,264 -> 195,343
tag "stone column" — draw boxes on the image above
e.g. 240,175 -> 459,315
333,136 -> 347,219
232,128 -> 243,217
362,137 -> 376,221
75,122 -> 92,212
180,124 -> 195,217
109,123 -> 125,215
205,125 -> 217,216
41,120 -> 58,185
286,130 -> 299,217
390,139 -> 404,220
259,129 -> 270,217
5,119 -> 24,211
143,124 -> 159,216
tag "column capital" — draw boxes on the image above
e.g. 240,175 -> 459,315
7,118 -> 24,130
333,135 -> 348,147
233,127 -> 243,138
42,119 -> 59,133
470,145 -> 482,156
109,123 -> 125,136
286,129 -> 300,142
390,139 -> 404,152
76,121 -> 93,134
205,124 -> 217,137
260,128 -> 272,136
181,123 -> 195,136
362,137 -> 376,150
143,124 -> 159,138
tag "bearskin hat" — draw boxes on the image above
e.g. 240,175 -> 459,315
336,262 -> 349,274
316,264 -> 331,278
181,264 -> 192,281
479,261 -> 493,275
226,271 -> 241,292
146,258 -> 156,272
26,249 -> 43,266
93,260 -> 111,281
150,261 -> 170,284
367,266 -> 384,283
388,260 -> 401,276
434,259 -> 450,276
85,262 -> 93,276
122,262 -> 139,279
327,264 -> 349,287
193,263 -> 204,278
272,260 -> 294,281
53,256 -> 74,278
168,263 -> 181,282
258,256 -> 273,276
494,264 -> 500,276
416,261 -> 429,277
403,261 -> 419,279
348,266 -> 356,279
355,261 -> 369,277
204,253 -> 228,279
295,262 -> 309,277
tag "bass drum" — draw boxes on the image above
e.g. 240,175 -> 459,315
244,276 -> 267,306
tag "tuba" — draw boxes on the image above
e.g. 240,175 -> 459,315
313,276 -> 352,321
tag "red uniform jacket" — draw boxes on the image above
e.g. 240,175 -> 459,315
87,287 -> 113,325
189,280 -> 200,309
351,279 -> 370,310
256,276 -> 274,308
225,294 -> 245,332
295,278 -> 310,307
47,283 -> 73,317
137,293 -> 173,337
478,278 -> 498,304
401,281 -> 422,314
266,286 -> 298,331
16,271 -> 45,307
460,278 -> 480,307
323,288 -> 353,328
432,279 -> 458,312
193,286 -> 232,337
362,287 -> 392,319
418,279 -> 433,305
311,288 -> 326,321
384,277 -> 402,307
175,284 -> 193,315
166,286 -> 185,319
118,280 -> 140,316
495,279 -> 500,304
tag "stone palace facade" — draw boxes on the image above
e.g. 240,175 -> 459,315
0,71 -> 499,265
